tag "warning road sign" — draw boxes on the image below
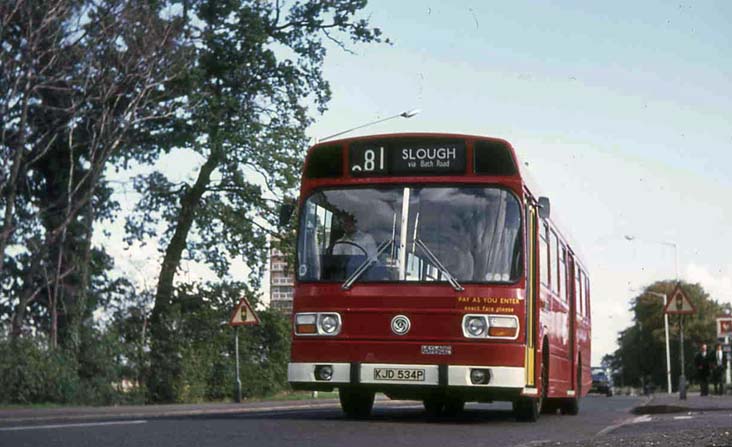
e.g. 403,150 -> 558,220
229,298 -> 260,326
663,284 -> 695,315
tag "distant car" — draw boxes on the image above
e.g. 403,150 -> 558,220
591,367 -> 613,397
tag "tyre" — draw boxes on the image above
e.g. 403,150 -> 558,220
513,397 -> 540,422
515,345 -> 546,422
339,388 -> 375,419
442,398 -> 465,417
423,397 -> 444,417
560,363 -> 581,415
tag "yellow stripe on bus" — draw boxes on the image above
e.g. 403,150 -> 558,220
525,205 -> 536,387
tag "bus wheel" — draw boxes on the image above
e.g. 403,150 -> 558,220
339,388 -> 375,419
442,398 -> 465,417
513,397 -> 540,422
561,363 -> 581,415
540,342 -> 556,415
423,397 -> 444,417
560,395 -> 580,415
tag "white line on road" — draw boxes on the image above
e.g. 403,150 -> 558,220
673,415 -> 693,420
0,420 -> 147,432
594,396 -> 654,438
631,415 -> 652,423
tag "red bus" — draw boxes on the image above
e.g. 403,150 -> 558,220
285,133 -> 591,421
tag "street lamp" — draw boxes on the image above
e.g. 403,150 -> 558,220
318,108 -> 421,142
625,234 -> 685,399
636,289 -> 672,395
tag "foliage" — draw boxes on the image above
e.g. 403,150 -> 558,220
128,0 -> 386,402
605,280 -> 724,390
0,330 -> 131,405
0,0 -> 386,406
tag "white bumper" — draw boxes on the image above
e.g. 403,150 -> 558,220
288,362 -> 525,388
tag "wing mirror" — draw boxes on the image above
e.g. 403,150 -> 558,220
538,196 -> 551,220
278,198 -> 296,227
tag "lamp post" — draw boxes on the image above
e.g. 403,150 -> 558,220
644,291 -> 673,395
318,108 -> 421,142
625,235 -> 684,399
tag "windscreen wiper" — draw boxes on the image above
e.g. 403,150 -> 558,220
415,239 -> 464,292
342,239 -> 394,290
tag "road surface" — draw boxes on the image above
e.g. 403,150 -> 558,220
0,395 -> 646,447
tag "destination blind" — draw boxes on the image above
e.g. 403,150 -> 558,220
349,140 -> 466,177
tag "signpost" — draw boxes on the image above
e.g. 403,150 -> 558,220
228,298 -> 260,402
717,315 -> 732,390
664,284 -> 695,400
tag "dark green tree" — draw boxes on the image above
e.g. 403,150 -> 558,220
608,280 -> 722,390
1,0 -> 186,352
124,0 -> 387,402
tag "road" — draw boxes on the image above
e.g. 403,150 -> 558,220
0,395 -> 644,447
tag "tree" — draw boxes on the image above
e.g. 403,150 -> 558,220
1,0 -> 186,351
607,280 -> 722,390
125,0 -> 387,402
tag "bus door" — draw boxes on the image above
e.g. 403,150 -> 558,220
524,199 -> 539,387
567,252 -> 577,391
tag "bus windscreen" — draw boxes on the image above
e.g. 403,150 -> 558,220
297,186 -> 522,285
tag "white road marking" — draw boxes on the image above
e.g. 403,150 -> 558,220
514,440 -> 551,447
0,420 -> 147,432
631,415 -> 652,423
673,415 -> 693,420
594,396 -> 654,438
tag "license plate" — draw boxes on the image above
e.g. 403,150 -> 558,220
373,368 -> 425,382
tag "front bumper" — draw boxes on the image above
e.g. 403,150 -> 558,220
288,362 -> 531,398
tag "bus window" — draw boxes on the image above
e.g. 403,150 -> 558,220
550,231 -> 559,295
560,245 -> 568,303
540,223 -> 550,287
297,186 -> 523,283
585,275 -> 591,317
575,265 -> 583,316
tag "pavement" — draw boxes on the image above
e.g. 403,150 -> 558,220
634,390 -> 732,414
550,391 -> 732,447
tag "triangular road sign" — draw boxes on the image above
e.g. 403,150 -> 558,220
229,298 -> 260,326
664,284 -> 696,315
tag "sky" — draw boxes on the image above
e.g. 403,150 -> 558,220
305,0 -> 732,364
102,1 -> 732,365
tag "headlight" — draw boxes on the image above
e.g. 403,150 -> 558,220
461,314 -> 519,339
295,312 -> 341,336
463,315 -> 487,337
488,315 -> 519,339
318,313 -> 341,335
294,313 -> 317,335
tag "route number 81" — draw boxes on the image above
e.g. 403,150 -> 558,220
363,146 -> 385,171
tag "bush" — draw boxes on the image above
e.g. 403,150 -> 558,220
0,338 -> 80,404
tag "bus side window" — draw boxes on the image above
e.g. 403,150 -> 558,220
549,230 -> 559,295
584,275 -> 591,318
560,244 -> 568,303
575,265 -> 583,316
540,222 -> 550,288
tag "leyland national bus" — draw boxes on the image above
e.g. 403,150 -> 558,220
284,133 -> 591,422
